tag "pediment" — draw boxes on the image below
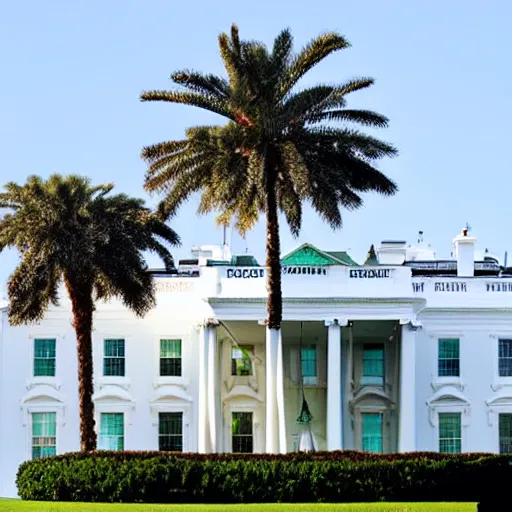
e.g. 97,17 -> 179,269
21,385 -> 64,405
352,386 -> 393,406
427,386 -> 470,406
281,244 -> 340,266
151,385 -> 193,403
93,385 -> 133,403
486,389 -> 512,407
223,384 -> 263,403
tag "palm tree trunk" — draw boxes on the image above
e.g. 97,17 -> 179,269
65,278 -> 97,452
264,147 -> 283,329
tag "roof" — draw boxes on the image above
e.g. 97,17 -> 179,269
281,243 -> 358,266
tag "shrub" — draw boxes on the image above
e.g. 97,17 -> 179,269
16,450 -> 508,503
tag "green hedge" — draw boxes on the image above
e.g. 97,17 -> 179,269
16,451 -> 510,503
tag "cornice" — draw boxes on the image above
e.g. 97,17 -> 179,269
208,297 -> 426,306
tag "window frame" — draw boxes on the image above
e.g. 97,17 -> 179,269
361,343 -> 385,386
31,411 -> 57,460
499,413 -> 512,454
438,412 -> 462,454
231,411 -> 254,453
429,332 -> 465,390
103,338 -> 126,377
361,411 -> 384,453
158,411 -> 184,452
98,412 -> 125,451
231,345 -> 254,377
159,338 -> 182,377
438,338 -> 460,378
498,339 -> 512,378
300,344 -> 318,386
33,338 -> 57,378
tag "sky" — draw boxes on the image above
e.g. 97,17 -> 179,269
0,0 -> 511,296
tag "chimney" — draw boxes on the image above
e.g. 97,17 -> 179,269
453,227 -> 476,277
376,240 -> 407,265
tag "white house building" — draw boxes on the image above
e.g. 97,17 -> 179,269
1,227 -> 512,497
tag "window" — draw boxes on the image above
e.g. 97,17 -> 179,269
362,345 -> 384,385
159,412 -> 183,452
34,338 -> 56,377
103,339 -> 125,377
499,339 -> 512,377
160,339 -> 182,377
361,412 -> 383,453
439,412 -> 462,453
301,345 -> 317,385
499,414 -> 512,454
232,412 -> 253,453
231,346 -> 253,376
438,338 -> 460,377
98,413 -> 124,451
32,412 -> 56,459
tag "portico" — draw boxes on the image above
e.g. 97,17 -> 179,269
196,305 -> 422,454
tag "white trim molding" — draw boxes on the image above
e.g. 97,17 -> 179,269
150,387 -> 194,452
426,386 -> 471,428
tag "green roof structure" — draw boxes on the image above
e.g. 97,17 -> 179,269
281,243 -> 358,266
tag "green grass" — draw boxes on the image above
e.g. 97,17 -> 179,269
0,502 -> 476,512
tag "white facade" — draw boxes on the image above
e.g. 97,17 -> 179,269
1,229 -> 512,496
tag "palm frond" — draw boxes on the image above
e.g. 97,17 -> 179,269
140,91 -> 234,121
282,32 -> 350,94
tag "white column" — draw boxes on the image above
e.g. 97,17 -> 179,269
207,321 -> 220,452
265,326 -> 279,453
342,322 -> 354,449
398,322 -> 417,452
198,325 -> 209,453
276,330 -> 287,454
326,320 -> 343,451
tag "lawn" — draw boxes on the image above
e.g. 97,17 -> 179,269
0,502 -> 477,512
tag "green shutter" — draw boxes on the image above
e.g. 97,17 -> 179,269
34,339 -> 56,377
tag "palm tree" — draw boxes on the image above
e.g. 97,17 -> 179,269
0,175 -> 180,451
140,25 -> 397,333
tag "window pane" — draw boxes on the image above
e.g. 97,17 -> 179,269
231,346 -> 253,376
160,339 -> 182,377
34,339 -> 56,377
438,339 -> 460,377
361,413 -> 383,453
104,339 -> 125,357
500,414 -> 512,454
160,339 -> 181,358
32,412 -> 56,459
439,413 -> 461,454
104,339 -> 125,376
158,412 -> 183,452
301,346 -> 317,378
499,340 -> 512,377
363,346 -> 384,377
232,412 -> 253,453
99,413 -> 124,451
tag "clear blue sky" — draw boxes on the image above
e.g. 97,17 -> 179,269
1,1 -> 511,295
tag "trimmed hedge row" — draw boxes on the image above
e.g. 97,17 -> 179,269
16,451 -> 510,504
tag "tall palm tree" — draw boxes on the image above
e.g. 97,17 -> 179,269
0,174 -> 180,451
140,25 -> 397,332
